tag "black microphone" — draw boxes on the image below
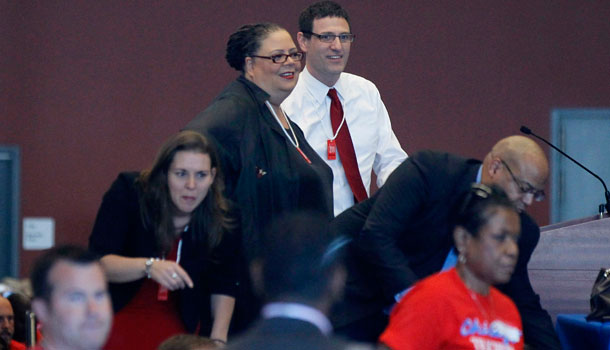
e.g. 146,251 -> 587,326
520,125 -> 610,214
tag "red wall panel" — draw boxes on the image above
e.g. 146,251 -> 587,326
2,1 -> 609,276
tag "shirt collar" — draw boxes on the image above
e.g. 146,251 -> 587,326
300,67 -> 345,106
262,302 -> 333,336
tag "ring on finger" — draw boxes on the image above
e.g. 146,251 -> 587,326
171,272 -> 178,279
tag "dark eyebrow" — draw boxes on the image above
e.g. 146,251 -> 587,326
320,31 -> 350,35
269,49 -> 297,55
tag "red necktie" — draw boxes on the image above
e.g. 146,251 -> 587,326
328,88 -> 368,202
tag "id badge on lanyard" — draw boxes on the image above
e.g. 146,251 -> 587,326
327,139 -> 337,160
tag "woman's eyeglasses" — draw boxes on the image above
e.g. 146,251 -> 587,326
251,52 -> 304,64
455,183 -> 494,220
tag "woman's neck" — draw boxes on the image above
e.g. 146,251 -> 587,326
243,74 -> 289,107
173,215 -> 191,235
268,102 -> 290,128
268,93 -> 289,107
456,263 -> 490,296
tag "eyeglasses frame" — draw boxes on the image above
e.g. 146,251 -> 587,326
251,52 -> 304,64
302,31 -> 355,43
499,159 -> 545,201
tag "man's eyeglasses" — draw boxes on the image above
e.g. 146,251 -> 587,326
499,159 -> 545,201
251,52 -> 304,64
303,31 -> 355,43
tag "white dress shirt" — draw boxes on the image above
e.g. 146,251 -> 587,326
283,67 -> 407,216
262,302 -> 333,336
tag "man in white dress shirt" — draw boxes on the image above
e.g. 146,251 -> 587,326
283,1 -> 407,216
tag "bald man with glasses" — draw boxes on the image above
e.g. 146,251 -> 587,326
331,135 -> 560,349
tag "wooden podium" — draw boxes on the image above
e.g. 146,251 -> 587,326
528,214 -> 610,322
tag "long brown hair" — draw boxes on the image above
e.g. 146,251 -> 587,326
138,130 -> 233,255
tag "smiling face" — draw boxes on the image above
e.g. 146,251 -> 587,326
168,150 -> 216,217
245,29 -> 300,105
33,261 -> 112,350
465,206 -> 521,286
298,16 -> 351,87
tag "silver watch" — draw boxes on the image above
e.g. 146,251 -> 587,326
145,257 -> 157,279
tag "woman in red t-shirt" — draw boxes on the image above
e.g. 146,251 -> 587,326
380,183 -> 524,350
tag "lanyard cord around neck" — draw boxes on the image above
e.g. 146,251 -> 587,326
174,224 -> 188,264
265,100 -> 299,148
265,100 -> 311,164
327,89 -> 346,141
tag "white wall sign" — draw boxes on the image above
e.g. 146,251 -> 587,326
23,217 -> 55,250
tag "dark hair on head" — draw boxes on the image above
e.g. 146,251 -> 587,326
7,293 -> 31,343
138,130 -> 234,255
257,211 -> 344,303
30,245 -> 99,301
299,1 -> 351,38
225,22 -> 284,72
454,183 -> 517,237
158,334 -> 218,350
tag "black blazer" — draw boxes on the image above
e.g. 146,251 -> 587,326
185,76 -> 333,259
89,172 -> 239,333
331,150 -> 560,349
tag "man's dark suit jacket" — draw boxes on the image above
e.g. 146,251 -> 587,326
331,150 -> 560,349
227,317 -> 360,350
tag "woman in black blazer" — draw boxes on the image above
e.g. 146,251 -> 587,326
89,131 -> 238,349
